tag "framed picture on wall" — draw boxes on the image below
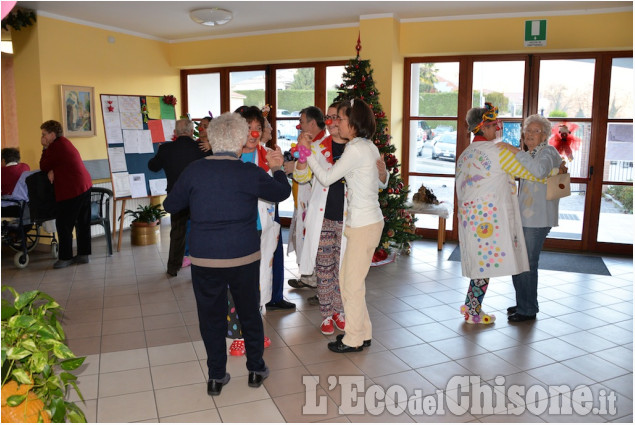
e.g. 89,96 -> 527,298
60,85 -> 96,137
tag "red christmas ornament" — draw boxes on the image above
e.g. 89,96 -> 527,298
388,188 -> 394,194
394,167 -> 399,174
355,33 -> 362,56
372,249 -> 388,263
387,229 -> 395,238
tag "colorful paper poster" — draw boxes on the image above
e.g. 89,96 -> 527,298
128,173 -> 148,198
107,147 -> 127,173
118,96 -> 141,113
160,101 -> 176,120
146,96 -> 162,119
149,178 -> 168,196
162,119 -> 176,141
147,119 -> 166,142
120,111 -> 143,130
112,172 -> 131,197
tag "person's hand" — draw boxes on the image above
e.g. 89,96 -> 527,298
497,142 -> 520,154
559,160 -> 568,175
47,170 -> 54,184
297,131 -> 312,149
376,156 -> 387,183
283,160 -> 295,175
267,146 -> 284,169
199,141 -> 211,152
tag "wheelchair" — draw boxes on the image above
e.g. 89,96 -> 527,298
1,172 -> 59,269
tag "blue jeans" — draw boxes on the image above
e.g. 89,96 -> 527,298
512,226 -> 551,316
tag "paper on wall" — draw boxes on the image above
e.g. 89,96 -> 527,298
112,172 -> 131,198
146,96 -> 162,119
107,147 -> 128,173
162,119 -> 176,141
104,113 -> 123,144
102,95 -> 120,114
128,173 -> 148,198
118,96 -> 141,113
120,111 -> 143,130
149,178 -> 168,196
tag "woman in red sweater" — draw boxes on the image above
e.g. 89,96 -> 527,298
39,120 -> 93,269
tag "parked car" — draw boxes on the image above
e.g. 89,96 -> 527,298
416,121 -> 433,157
276,110 -> 300,141
431,131 -> 457,161
433,125 -> 454,136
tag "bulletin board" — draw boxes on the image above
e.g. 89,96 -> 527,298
100,94 -> 178,199
99,93 -> 178,251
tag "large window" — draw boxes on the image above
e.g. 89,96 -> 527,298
403,52 -> 633,253
181,61 -> 346,219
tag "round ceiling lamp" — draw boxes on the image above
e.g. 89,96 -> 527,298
190,8 -> 233,26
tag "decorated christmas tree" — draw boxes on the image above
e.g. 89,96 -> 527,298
334,36 -> 417,262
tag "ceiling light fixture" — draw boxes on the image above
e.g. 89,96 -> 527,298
189,8 -> 233,27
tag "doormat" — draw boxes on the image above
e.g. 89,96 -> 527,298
448,247 -> 611,276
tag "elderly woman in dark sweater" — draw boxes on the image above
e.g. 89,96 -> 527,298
163,112 -> 290,397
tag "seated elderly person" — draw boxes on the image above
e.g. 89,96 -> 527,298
2,148 -> 30,196
163,112 -> 290,397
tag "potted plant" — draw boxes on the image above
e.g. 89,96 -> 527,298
124,203 -> 167,246
1,286 -> 86,423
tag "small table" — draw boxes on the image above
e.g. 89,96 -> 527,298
406,202 -> 451,251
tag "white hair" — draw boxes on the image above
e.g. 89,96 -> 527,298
208,112 -> 249,156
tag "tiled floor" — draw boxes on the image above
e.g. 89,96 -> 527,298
2,226 -> 633,423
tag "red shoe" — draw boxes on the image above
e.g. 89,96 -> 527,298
332,312 -> 345,331
229,339 -> 245,356
320,317 -> 334,335
264,336 -> 271,348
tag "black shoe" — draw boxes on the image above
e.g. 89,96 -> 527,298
307,295 -> 319,306
328,340 -> 363,353
207,373 -> 230,396
73,255 -> 89,264
507,306 -> 517,315
167,269 -> 177,277
288,279 -> 311,289
248,367 -> 269,388
508,313 -> 536,322
53,259 -> 74,269
336,333 -> 371,347
266,299 -> 296,310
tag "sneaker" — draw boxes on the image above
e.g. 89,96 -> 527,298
229,339 -> 245,356
460,305 -> 496,324
264,336 -> 271,348
332,312 -> 345,331
266,299 -> 296,310
182,257 -> 191,268
307,295 -> 319,306
320,317 -> 334,335
73,255 -> 89,264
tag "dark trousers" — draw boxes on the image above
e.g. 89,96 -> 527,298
191,262 -> 266,380
270,209 -> 284,303
56,189 -> 91,260
167,209 -> 189,273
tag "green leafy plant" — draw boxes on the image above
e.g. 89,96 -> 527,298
124,203 -> 167,224
1,286 -> 86,422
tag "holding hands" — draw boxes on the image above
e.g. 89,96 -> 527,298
266,146 -> 284,169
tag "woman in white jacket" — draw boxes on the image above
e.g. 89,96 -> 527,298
297,98 -> 384,353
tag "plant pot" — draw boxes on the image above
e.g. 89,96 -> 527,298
1,381 -> 51,423
130,221 -> 160,246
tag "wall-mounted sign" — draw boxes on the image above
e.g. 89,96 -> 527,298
525,20 -> 547,47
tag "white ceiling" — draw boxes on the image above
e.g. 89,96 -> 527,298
12,1 -> 633,42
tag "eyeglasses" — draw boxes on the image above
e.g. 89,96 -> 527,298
324,115 -> 338,122
336,116 -> 348,122
525,129 -> 543,135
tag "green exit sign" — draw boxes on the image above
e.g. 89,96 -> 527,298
525,20 -> 547,47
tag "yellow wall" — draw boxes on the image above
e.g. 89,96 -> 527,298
12,16 -> 180,168
400,12 -> 633,56
10,11 -> 632,168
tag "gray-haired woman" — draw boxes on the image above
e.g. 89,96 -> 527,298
498,114 -> 566,322
163,112 -> 290,396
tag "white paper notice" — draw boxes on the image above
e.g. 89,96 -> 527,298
120,111 -> 143,130
162,119 -> 176,141
102,95 -> 120,114
107,147 -> 127,173
118,96 -> 140,113
122,130 -> 140,153
149,178 -> 168,196
129,173 -> 148,198
112,172 -> 131,198
104,113 -> 123,144
137,130 -> 154,154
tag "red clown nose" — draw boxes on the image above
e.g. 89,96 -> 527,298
251,130 -> 260,138
325,119 -> 333,125
296,124 -> 301,130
